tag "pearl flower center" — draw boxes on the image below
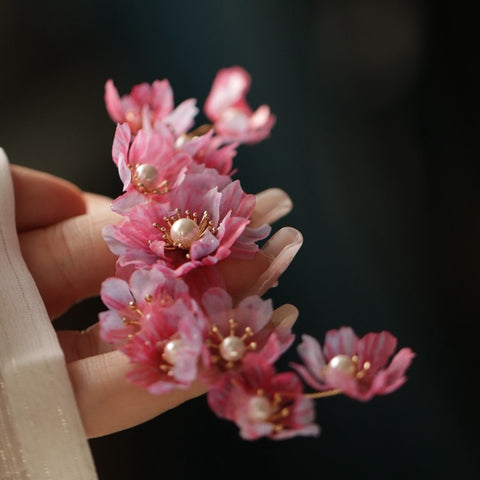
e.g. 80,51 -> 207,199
154,208 -> 218,256
163,339 -> 185,365
248,396 -> 273,422
208,318 -> 256,368
328,354 -> 356,375
170,218 -> 200,249
132,163 -> 169,194
219,336 -> 247,362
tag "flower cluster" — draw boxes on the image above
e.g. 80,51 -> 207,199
99,66 -> 415,441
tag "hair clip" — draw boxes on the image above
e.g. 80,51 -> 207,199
99,66 -> 415,440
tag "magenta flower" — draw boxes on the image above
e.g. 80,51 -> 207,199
204,66 -> 276,145
292,327 -> 415,401
99,266 -> 206,394
207,338 -> 320,441
105,78 -> 198,136
199,287 -> 295,382
110,123 -> 191,214
103,170 -> 271,277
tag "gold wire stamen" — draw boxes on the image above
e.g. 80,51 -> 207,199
122,317 -> 141,327
128,301 -> 144,316
305,389 -> 343,399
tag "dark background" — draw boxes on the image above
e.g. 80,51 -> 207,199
1,1 -> 479,479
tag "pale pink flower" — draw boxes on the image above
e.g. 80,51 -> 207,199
199,287 -> 295,382
99,266 -> 206,393
204,66 -> 276,145
110,123 -> 191,214
292,327 -> 415,401
182,265 -> 227,304
103,170 -> 271,277
176,127 -> 238,176
99,265 -> 192,344
121,295 -> 205,394
105,79 -> 198,136
207,338 -> 320,441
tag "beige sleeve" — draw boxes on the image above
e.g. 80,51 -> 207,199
0,149 -> 98,480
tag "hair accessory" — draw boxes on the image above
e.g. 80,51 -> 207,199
99,66 -> 415,441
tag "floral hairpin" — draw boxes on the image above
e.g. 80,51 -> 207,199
99,66 -> 415,441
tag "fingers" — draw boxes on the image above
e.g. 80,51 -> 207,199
11,164 -> 87,232
58,304 -> 300,364
271,303 -> 299,329
83,191 -> 113,214
215,187 -> 297,300
19,194 -> 121,319
19,184 -> 294,320
250,188 -> 293,228
64,303 -> 298,438
247,227 -> 303,297
218,226 -> 303,302
67,350 -> 207,438
57,323 -> 115,362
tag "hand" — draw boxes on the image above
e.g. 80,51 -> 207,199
13,164 -> 303,438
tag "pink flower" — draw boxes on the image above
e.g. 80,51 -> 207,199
99,266 -> 192,344
199,287 -> 295,382
180,265 -> 227,304
176,127 -> 238,176
292,327 -> 415,401
105,79 -> 198,136
121,295 -> 205,394
110,123 -> 191,214
103,170 -> 271,277
204,66 -> 276,145
207,339 -> 320,440
99,266 -> 206,394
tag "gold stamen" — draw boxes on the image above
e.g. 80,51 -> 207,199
305,389 -> 343,399
128,301 -> 144,316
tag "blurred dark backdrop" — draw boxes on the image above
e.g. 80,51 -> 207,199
1,1 -> 479,479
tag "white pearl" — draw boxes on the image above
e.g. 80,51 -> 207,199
328,354 -> 356,375
248,396 -> 272,422
170,218 -> 200,248
135,163 -> 159,190
219,336 -> 247,362
163,339 -> 184,365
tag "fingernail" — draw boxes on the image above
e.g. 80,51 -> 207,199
251,188 -> 293,227
271,304 -> 299,329
251,227 -> 303,295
